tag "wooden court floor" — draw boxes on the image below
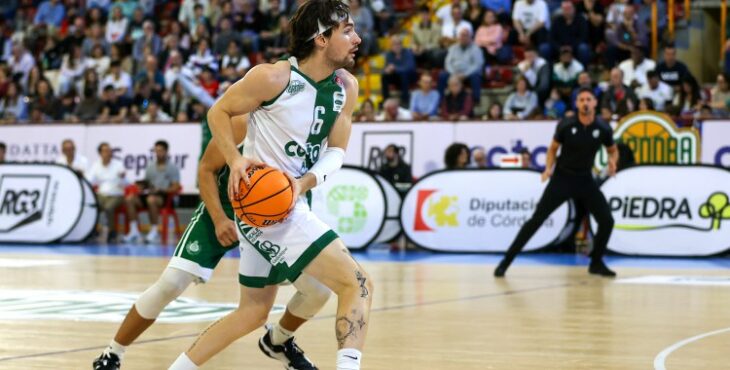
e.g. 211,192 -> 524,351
0,252 -> 728,370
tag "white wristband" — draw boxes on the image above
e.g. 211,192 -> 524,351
308,147 -> 345,186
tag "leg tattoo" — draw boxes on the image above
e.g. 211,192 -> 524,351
355,271 -> 368,298
336,317 -> 357,347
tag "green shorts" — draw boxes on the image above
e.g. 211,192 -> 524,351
168,203 -> 238,282
236,202 -> 339,288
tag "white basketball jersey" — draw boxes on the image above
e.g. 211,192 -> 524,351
244,57 -> 346,184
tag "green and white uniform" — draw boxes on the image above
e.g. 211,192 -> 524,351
236,57 -> 345,288
168,117 -> 240,282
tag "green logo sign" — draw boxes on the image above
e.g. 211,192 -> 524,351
699,192 -> 730,230
327,185 -> 368,233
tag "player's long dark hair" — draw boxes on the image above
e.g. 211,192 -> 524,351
288,0 -> 350,60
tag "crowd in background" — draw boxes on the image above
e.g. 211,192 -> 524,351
0,0 -> 726,126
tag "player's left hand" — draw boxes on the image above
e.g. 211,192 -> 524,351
607,160 -> 617,177
284,173 -> 302,210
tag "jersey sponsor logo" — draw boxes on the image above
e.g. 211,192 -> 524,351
0,289 -> 285,323
0,175 -> 50,233
333,91 -> 345,112
414,190 -> 459,231
287,80 -> 305,96
285,141 -> 321,163
592,129 -> 600,138
595,111 -> 700,169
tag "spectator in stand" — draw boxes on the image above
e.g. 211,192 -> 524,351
259,0 -> 285,46
436,0 -> 466,26
87,142 -> 126,243
543,1 -> 590,66
116,0 -> 139,18
9,44 -> 35,89
188,4 -> 211,36
517,47 -> 551,104
106,5 -> 129,45
503,75 -> 538,119
600,67 -> 638,117
102,60 -> 133,98
552,46 -> 584,98
77,69 -> 100,98
482,0 -> 511,17
372,0 -> 396,36
411,5 -> 444,68
441,4 -> 474,47
349,0 -> 377,56
576,0 -> 606,56
512,0 -> 550,47
606,5 -> 648,67
28,104 -> 52,123
87,44 -> 111,78
133,20 -> 162,64
55,138 -> 89,176
570,71 -> 602,110
131,77 -> 163,118
59,16 -> 87,54
179,0 -> 209,27
164,50 -> 184,91
444,143 -> 471,169
636,0 -> 666,37
471,147 -> 487,168
82,22 -> 110,57
485,101 -> 503,120
220,41 -> 251,78
656,44 -> 692,88
213,17 -> 237,55
110,43 -> 134,75
86,6 -> 107,27
638,96 -> 654,111
672,75 -> 704,117
23,65 -> 43,100
122,140 -> 181,244
59,91 -> 78,121
159,34 -> 187,72
0,142 -> 5,163
465,0 -> 485,31
135,55 -> 165,95
262,15 -> 290,62
58,44 -> 87,95
376,98 -> 413,121
410,73 -> 441,121
618,45 -> 655,88
237,0 -> 264,52
0,81 -> 28,123
441,75 -> 474,120
356,99 -> 377,122
439,28 -> 484,106
379,144 -> 413,184
637,70 -> 673,112
710,73 -> 730,113
186,38 -> 217,75
34,0 -> 65,28
31,80 -> 64,120
98,84 -> 131,123
605,0 -> 629,31
199,67 -> 219,98
544,87 -> 567,118
72,87 -> 105,122
381,34 -> 417,105
163,81 -> 191,121
140,100 -> 173,123
474,9 -> 512,65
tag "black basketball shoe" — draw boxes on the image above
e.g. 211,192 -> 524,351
92,350 -> 120,370
259,324 -> 318,370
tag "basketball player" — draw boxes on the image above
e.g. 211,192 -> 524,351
168,1 -> 373,370
93,115 -> 330,370
494,88 -> 618,278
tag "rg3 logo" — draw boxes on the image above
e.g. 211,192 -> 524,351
0,175 -> 50,233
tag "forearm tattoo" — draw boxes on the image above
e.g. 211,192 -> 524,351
355,270 -> 369,298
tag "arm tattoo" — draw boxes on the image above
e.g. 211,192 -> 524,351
355,270 -> 369,298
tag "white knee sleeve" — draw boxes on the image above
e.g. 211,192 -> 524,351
287,274 -> 332,320
135,267 -> 196,319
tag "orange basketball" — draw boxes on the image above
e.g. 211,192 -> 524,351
231,167 -> 294,228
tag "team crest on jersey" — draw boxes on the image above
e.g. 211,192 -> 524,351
287,80 -> 305,96
592,129 -> 600,138
187,241 -> 201,255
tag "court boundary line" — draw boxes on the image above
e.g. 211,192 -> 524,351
653,326 -> 730,370
0,280 -> 584,363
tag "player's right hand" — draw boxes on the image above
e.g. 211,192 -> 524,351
213,218 -> 238,247
541,169 -> 552,183
228,155 -> 265,200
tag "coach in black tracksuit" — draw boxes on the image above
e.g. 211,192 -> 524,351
495,88 -> 618,277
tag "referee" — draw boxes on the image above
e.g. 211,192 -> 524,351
495,88 -> 618,277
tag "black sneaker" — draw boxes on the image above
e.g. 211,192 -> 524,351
259,324 -> 318,370
589,260 -> 617,277
92,351 -> 120,370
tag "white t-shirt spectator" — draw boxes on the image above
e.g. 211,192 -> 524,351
619,58 -> 656,87
517,56 -> 548,87
221,54 -> 251,74
637,81 -> 674,111
140,110 -> 173,123
441,20 -> 473,39
512,0 -> 550,31
87,159 -> 126,196
553,59 -> 584,86
101,71 -> 133,96
55,154 -> 89,176
376,108 -> 413,121
435,2 -> 468,26
106,17 -> 128,44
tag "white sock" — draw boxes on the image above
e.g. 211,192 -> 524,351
129,221 -> 140,235
169,352 -> 199,370
270,323 -> 294,345
336,348 -> 362,370
108,339 -> 126,359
